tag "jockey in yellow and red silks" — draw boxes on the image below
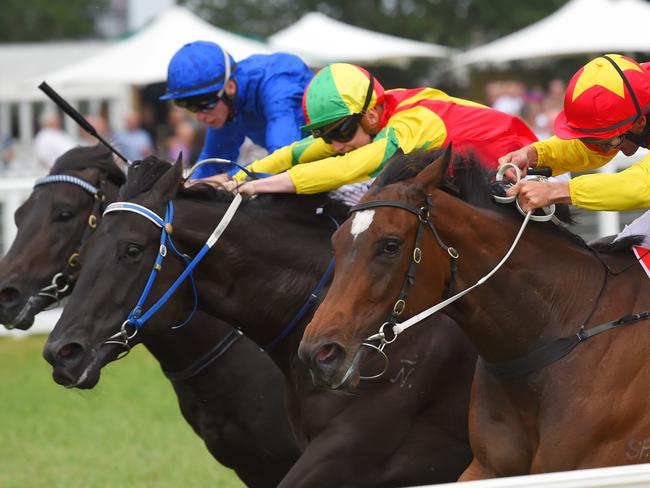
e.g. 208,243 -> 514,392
502,54 -> 650,212
228,63 -> 537,198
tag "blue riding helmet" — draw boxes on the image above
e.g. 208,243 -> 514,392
160,41 -> 236,101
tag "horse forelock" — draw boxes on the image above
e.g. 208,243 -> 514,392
119,156 -> 175,200
51,144 -> 125,187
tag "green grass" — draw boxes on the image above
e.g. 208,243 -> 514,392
0,335 -> 245,488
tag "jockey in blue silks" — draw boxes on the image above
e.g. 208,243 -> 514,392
160,40 -> 313,181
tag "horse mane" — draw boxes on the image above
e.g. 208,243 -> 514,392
178,183 -> 350,226
372,148 -> 586,244
51,144 -> 126,187
119,155 -> 174,200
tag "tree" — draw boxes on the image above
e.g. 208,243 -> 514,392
181,0 -> 569,47
0,0 -> 106,42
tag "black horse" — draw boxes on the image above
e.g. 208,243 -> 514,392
7,147 -> 299,487
44,155 -> 476,487
0,145 -> 124,329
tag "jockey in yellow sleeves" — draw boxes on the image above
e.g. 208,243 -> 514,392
226,63 -> 537,201
501,54 -> 650,213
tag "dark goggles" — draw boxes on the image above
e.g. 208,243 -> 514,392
174,92 -> 221,113
580,133 -> 627,151
313,115 -> 361,144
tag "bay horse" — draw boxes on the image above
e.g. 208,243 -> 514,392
0,145 -> 124,329
300,146 -> 650,478
13,150 -> 299,487
44,155 -> 476,487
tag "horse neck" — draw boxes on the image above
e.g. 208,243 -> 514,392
174,199 -> 334,373
430,192 -> 605,363
140,310 -> 236,381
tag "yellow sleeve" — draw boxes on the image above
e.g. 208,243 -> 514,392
232,136 -> 335,181
287,106 -> 445,194
288,135 -> 395,194
569,155 -> 650,210
532,136 -> 615,175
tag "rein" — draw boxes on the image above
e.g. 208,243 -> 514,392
357,178 -> 650,378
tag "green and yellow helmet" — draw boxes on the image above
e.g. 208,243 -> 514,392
301,63 -> 384,132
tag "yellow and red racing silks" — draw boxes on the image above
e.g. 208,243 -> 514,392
235,87 -> 537,194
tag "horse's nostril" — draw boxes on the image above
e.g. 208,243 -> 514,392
57,343 -> 84,362
315,343 -> 338,365
0,286 -> 20,306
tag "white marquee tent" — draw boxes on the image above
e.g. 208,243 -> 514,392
453,0 -> 650,67
45,6 -> 271,86
269,12 -> 452,67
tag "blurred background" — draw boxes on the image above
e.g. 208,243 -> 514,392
2,2 -> 650,486
2,0 -> 650,257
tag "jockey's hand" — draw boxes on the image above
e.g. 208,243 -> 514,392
223,179 -> 257,195
498,145 -> 539,181
506,179 -> 571,213
222,179 -> 239,192
236,182 -> 257,196
186,173 -> 230,188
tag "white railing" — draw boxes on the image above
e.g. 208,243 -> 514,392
0,176 -> 34,254
416,463 -> 650,488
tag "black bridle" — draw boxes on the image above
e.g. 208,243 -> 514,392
351,195 -> 459,343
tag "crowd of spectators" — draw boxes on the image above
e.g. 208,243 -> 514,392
484,78 -> 566,140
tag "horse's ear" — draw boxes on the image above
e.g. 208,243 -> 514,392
152,158 -> 183,201
175,151 -> 184,170
415,144 -> 453,190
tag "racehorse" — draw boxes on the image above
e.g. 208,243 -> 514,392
300,146 -> 650,478
44,155 -> 476,487
0,145 -> 125,329
10,149 -> 299,487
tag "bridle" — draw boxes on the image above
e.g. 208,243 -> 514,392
353,196 -> 459,348
100,196 -> 242,357
23,175 -> 108,312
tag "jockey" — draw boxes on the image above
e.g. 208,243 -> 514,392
501,54 -> 650,213
160,40 -> 313,181
226,63 -> 538,200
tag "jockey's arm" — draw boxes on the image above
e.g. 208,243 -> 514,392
533,136 -> 615,175
232,136 -> 335,182
569,154 -> 650,210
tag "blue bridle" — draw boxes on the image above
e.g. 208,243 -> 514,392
104,201 -> 198,331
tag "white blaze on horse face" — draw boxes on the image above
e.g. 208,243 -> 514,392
350,210 -> 375,241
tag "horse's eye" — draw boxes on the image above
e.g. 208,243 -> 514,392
125,244 -> 143,259
55,210 -> 74,222
383,239 -> 401,256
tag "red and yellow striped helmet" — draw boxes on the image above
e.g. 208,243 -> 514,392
301,63 -> 384,131
555,54 -> 650,140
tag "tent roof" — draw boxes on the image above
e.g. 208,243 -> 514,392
454,0 -> 650,67
45,6 -> 271,86
269,12 -> 452,67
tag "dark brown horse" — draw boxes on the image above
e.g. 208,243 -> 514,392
45,155 -> 476,487
0,145 -> 124,329
12,150 -> 299,487
300,147 -> 650,478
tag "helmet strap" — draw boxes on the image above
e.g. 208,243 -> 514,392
601,55 -> 642,118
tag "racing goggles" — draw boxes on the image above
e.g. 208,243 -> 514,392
313,115 -> 362,144
174,92 -> 221,113
580,133 -> 628,151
